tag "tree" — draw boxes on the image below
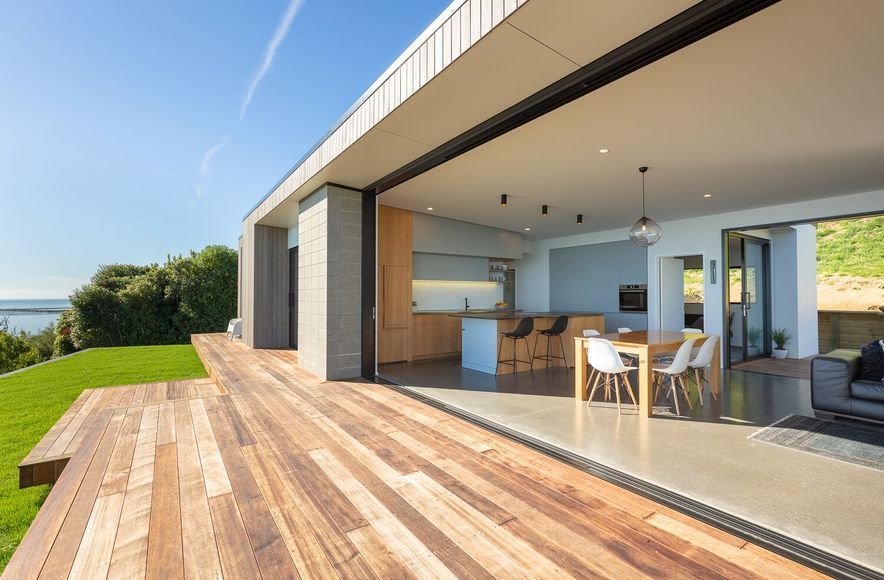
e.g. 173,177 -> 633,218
167,245 -> 238,338
64,245 -> 238,349
0,319 -> 42,374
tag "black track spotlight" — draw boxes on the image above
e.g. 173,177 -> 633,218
577,214 -> 583,225
500,194 -> 507,206
541,204 -> 548,216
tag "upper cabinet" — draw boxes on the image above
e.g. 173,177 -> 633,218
412,212 -> 525,259
413,253 -> 489,281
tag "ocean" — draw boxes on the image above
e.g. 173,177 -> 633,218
0,299 -> 71,335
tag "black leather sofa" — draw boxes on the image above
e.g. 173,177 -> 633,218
811,349 -> 884,422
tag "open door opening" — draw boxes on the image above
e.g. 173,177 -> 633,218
659,255 -> 705,331
288,246 -> 298,349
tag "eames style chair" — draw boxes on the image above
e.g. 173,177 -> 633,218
586,339 -> 638,415
652,337 -> 698,416
688,335 -> 719,404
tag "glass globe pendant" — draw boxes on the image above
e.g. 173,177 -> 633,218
628,166 -> 662,247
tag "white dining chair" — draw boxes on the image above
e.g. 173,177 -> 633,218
688,335 -> 719,404
613,328 -> 639,365
657,328 -> 703,364
652,338 -> 697,416
582,330 -> 602,392
586,339 -> 638,415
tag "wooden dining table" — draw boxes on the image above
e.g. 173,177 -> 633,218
574,330 -> 721,417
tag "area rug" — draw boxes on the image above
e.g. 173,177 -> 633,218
749,414 -> 884,471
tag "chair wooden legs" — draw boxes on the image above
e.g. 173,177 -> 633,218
677,375 -> 693,410
586,371 -> 603,406
588,371 -> 638,415
622,373 -> 638,411
669,375 -> 681,416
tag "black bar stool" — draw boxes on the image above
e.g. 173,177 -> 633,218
532,315 -> 569,368
497,317 -> 534,374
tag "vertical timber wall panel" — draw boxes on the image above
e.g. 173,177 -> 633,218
251,224 -> 289,348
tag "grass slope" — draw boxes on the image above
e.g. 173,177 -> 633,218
0,345 -> 207,572
816,216 -> 884,278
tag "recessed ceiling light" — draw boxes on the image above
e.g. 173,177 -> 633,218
524,227 -> 531,231
703,194 -> 712,198
599,148 -> 609,154
427,207 -> 434,210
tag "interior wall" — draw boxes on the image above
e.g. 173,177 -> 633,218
548,240 -> 648,332
517,189 -> 883,360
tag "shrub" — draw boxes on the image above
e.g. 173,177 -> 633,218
65,245 -> 237,350
0,319 -> 42,375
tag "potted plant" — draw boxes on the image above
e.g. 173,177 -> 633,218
771,327 -> 792,359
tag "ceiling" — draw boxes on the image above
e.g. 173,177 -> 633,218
379,0 -> 884,239
256,0 -> 697,227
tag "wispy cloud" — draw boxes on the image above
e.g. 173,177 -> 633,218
196,137 -> 229,197
240,0 -> 305,120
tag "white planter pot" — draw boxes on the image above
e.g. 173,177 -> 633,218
773,349 -> 788,359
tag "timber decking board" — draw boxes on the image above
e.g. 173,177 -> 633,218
18,378 -> 220,488
4,334 -> 826,579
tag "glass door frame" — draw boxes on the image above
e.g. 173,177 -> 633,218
722,231 -> 772,367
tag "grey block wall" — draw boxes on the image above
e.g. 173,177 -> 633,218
298,184 -> 362,381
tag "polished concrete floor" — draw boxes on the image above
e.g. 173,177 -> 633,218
380,358 -> 884,573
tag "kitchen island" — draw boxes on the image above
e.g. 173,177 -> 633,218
451,311 -> 605,374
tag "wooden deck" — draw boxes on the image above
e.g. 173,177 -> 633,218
732,357 -> 813,380
5,334 -> 822,579
18,378 -> 220,488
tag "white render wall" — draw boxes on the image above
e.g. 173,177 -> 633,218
517,189 -> 883,360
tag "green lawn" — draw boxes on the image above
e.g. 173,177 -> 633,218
816,216 -> 884,278
0,345 -> 207,572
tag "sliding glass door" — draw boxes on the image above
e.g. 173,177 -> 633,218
726,233 -> 771,365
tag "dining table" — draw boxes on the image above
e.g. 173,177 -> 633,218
574,330 -> 721,417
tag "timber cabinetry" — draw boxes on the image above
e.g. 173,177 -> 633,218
377,206 -> 413,363
412,314 -> 462,360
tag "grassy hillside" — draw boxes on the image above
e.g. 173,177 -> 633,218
817,216 -> 883,311
816,216 -> 883,278
0,345 -> 207,573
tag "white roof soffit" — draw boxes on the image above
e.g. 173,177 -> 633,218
379,0 -> 884,240
249,0 -> 700,227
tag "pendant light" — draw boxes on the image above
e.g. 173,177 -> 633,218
628,166 -> 662,247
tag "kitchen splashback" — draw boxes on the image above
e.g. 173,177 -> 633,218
412,280 -> 503,311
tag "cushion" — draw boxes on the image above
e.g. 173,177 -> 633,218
859,340 -> 884,382
851,380 -> 884,402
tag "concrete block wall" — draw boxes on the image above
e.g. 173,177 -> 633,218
298,184 -> 362,381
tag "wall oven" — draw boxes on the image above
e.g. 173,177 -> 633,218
619,284 -> 648,312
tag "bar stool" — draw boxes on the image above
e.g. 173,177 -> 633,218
497,317 -> 534,374
532,315 -> 569,368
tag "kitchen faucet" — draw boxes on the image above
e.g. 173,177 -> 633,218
464,297 -> 470,311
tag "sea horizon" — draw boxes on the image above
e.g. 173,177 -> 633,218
0,298 -> 72,335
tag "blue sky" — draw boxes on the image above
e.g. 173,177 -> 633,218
0,0 -> 450,299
